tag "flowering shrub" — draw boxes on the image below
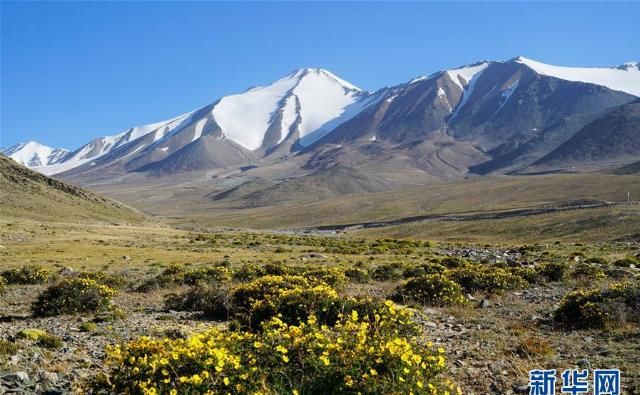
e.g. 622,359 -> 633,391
183,266 -> 233,285
554,282 -> 640,329
1,265 -> 52,285
233,264 -> 267,282
447,265 -> 527,294
93,301 -> 458,394
78,271 -> 129,289
570,263 -> 606,281
301,267 -> 348,288
535,262 -> 567,282
393,274 -> 467,307
32,277 -> 117,317
344,267 -> 370,283
371,262 -> 405,281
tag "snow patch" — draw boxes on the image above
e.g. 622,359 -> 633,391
447,62 -> 491,90
516,56 -> 640,96
193,118 -> 208,142
495,79 -> 520,113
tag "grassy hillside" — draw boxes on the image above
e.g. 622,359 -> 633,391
0,155 -> 148,224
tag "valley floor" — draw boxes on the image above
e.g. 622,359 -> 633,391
1,220 -> 639,393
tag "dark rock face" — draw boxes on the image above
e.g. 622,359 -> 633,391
532,99 -> 640,169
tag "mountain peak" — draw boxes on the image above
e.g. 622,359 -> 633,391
285,67 -> 361,91
1,141 -> 69,168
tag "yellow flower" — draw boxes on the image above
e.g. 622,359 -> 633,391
223,377 -> 230,386
370,369 -> 378,376
282,355 -> 290,362
351,310 -> 359,321
276,345 -> 288,354
345,375 -> 354,387
319,355 -> 330,366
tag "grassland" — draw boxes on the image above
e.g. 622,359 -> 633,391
1,219 -> 639,393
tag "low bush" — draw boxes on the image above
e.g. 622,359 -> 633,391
165,284 -> 230,321
183,266 -> 232,285
613,257 -> 638,268
447,265 -> 527,294
93,301 -> 457,394
584,257 -> 608,265
570,263 -> 606,281
554,282 -> 640,329
370,262 -> 404,281
32,277 -> 117,316
344,267 -> 370,283
302,267 -> 347,288
0,276 -> 6,294
16,328 -> 63,349
393,274 -> 467,307
78,271 -> 128,290
516,336 -> 554,358
0,339 -> 18,356
232,263 -> 266,282
1,265 -> 52,285
535,262 -> 567,282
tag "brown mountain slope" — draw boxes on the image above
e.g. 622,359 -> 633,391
0,155 -> 148,224
531,99 -> 640,170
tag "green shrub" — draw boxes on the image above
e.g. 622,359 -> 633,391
554,282 -> 640,329
183,266 -> 232,285
232,263 -> 266,282
165,284 -> 230,321
1,265 -> 52,285
447,265 -> 527,294
571,263 -> 606,281
16,329 -> 63,349
393,274 -> 467,306
370,262 -> 404,281
613,257 -> 638,268
93,301 -> 456,394
584,257 -> 608,265
32,278 -> 117,316
78,271 -> 128,290
509,267 -> 538,284
536,262 -> 567,282
344,268 -> 370,283
302,267 -> 347,288
439,257 -> 467,268
80,321 -> 98,333
0,276 -> 6,294
0,339 -> 18,356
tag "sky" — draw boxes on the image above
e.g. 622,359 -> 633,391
1,1 -> 639,150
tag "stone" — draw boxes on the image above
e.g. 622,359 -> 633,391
513,384 -> 529,394
478,299 -> 491,308
3,371 -> 29,382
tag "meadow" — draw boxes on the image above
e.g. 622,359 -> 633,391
1,219 -> 639,393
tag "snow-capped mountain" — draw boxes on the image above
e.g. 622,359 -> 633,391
1,142 -> 69,167
11,56 -> 640,181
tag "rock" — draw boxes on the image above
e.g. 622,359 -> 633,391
3,371 -> 29,383
300,253 -> 327,259
489,382 -> 503,394
122,255 -> 131,261
40,371 -> 58,383
59,267 -> 76,276
466,293 -> 477,301
513,384 -> 529,394
577,358 -> 591,369
425,321 -> 437,328
583,336 -> 594,343
478,299 -> 491,308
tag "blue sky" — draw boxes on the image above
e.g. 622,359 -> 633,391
1,1 -> 639,149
